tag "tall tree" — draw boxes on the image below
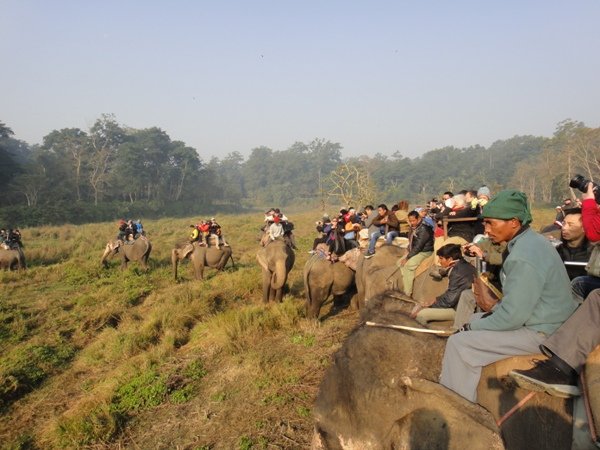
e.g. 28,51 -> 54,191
42,128 -> 89,201
88,114 -> 126,205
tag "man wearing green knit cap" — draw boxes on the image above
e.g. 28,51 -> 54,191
440,190 -> 577,402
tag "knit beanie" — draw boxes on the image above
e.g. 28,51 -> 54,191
482,190 -> 532,226
477,186 -> 491,198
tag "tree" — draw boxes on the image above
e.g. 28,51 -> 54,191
42,128 -> 89,201
88,114 -> 126,205
327,163 -> 377,207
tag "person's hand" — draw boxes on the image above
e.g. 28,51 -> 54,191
583,182 -> 596,201
462,243 -> 483,258
409,304 -> 424,318
410,298 -> 435,318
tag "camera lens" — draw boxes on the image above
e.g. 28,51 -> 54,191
569,174 -> 589,193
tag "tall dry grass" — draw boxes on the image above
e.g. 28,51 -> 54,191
0,206 -> 558,449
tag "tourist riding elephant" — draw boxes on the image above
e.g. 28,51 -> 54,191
256,239 -> 295,303
0,247 -> 26,270
354,245 -> 448,308
101,238 -> 152,270
171,242 -> 233,280
312,294 -> 575,450
304,256 -> 355,319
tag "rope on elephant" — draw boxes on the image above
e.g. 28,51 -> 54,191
495,391 -> 537,427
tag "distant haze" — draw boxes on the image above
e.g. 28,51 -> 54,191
2,1 -> 599,160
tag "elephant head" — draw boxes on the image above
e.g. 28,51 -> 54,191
0,247 -> 26,270
100,241 -> 120,267
256,240 -> 295,302
172,243 -> 233,281
172,243 -> 194,280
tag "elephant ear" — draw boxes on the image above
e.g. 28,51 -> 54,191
256,249 -> 269,271
181,243 -> 195,259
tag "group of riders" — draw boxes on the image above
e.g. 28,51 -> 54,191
116,219 -> 146,243
0,228 -> 23,250
188,217 -> 229,248
262,208 -> 296,249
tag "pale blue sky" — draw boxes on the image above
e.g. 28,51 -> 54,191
2,1 -> 599,160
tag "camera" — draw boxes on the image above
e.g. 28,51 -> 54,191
569,174 -> 600,204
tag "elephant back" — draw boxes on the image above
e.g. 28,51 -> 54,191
123,237 -> 152,259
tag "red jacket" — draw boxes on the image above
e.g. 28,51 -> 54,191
582,199 -> 600,242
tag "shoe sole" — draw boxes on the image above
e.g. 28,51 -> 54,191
509,370 -> 580,398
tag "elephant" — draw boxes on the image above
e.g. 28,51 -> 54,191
256,239 -> 295,303
312,294 -> 576,450
100,238 -> 152,270
354,244 -> 448,309
0,247 -> 26,270
303,255 -> 356,319
171,242 -> 233,280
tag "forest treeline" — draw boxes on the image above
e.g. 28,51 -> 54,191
0,115 -> 598,226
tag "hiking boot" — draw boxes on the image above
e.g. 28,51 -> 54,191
509,359 -> 580,398
364,251 -> 375,259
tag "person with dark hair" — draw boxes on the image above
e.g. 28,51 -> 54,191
571,183 -> 600,300
398,210 -> 434,296
553,208 -> 591,281
439,190 -> 577,402
364,204 -> 390,258
410,243 -> 476,326
117,219 -> 128,242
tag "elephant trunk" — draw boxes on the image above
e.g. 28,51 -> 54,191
100,243 -> 112,267
172,249 -> 180,280
271,259 -> 287,291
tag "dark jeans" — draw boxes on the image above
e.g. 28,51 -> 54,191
571,275 -> 600,302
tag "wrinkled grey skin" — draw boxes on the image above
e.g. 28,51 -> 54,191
312,295 -> 574,450
354,245 -> 447,308
171,242 -> 233,280
304,257 -> 355,319
256,239 -> 295,303
101,238 -> 152,270
0,247 -> 26,270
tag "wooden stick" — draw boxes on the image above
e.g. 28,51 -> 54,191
365,321 -> 452,335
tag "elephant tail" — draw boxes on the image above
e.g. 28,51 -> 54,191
303,254 -> 318,304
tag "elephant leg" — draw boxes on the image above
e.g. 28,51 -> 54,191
120,257 -> 128,270
307,285 -> 329,319
262,270 -> 271,303
194,263 -> 205,280
273,287 -> 283,303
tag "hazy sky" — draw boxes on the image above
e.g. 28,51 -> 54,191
2,1 -> 599,161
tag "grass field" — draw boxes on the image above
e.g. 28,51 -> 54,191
0,207 -> 557,449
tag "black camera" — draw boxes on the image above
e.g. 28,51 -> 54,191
569,174 -> 600,204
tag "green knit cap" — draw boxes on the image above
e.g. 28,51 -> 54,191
482,190 -> 532,226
